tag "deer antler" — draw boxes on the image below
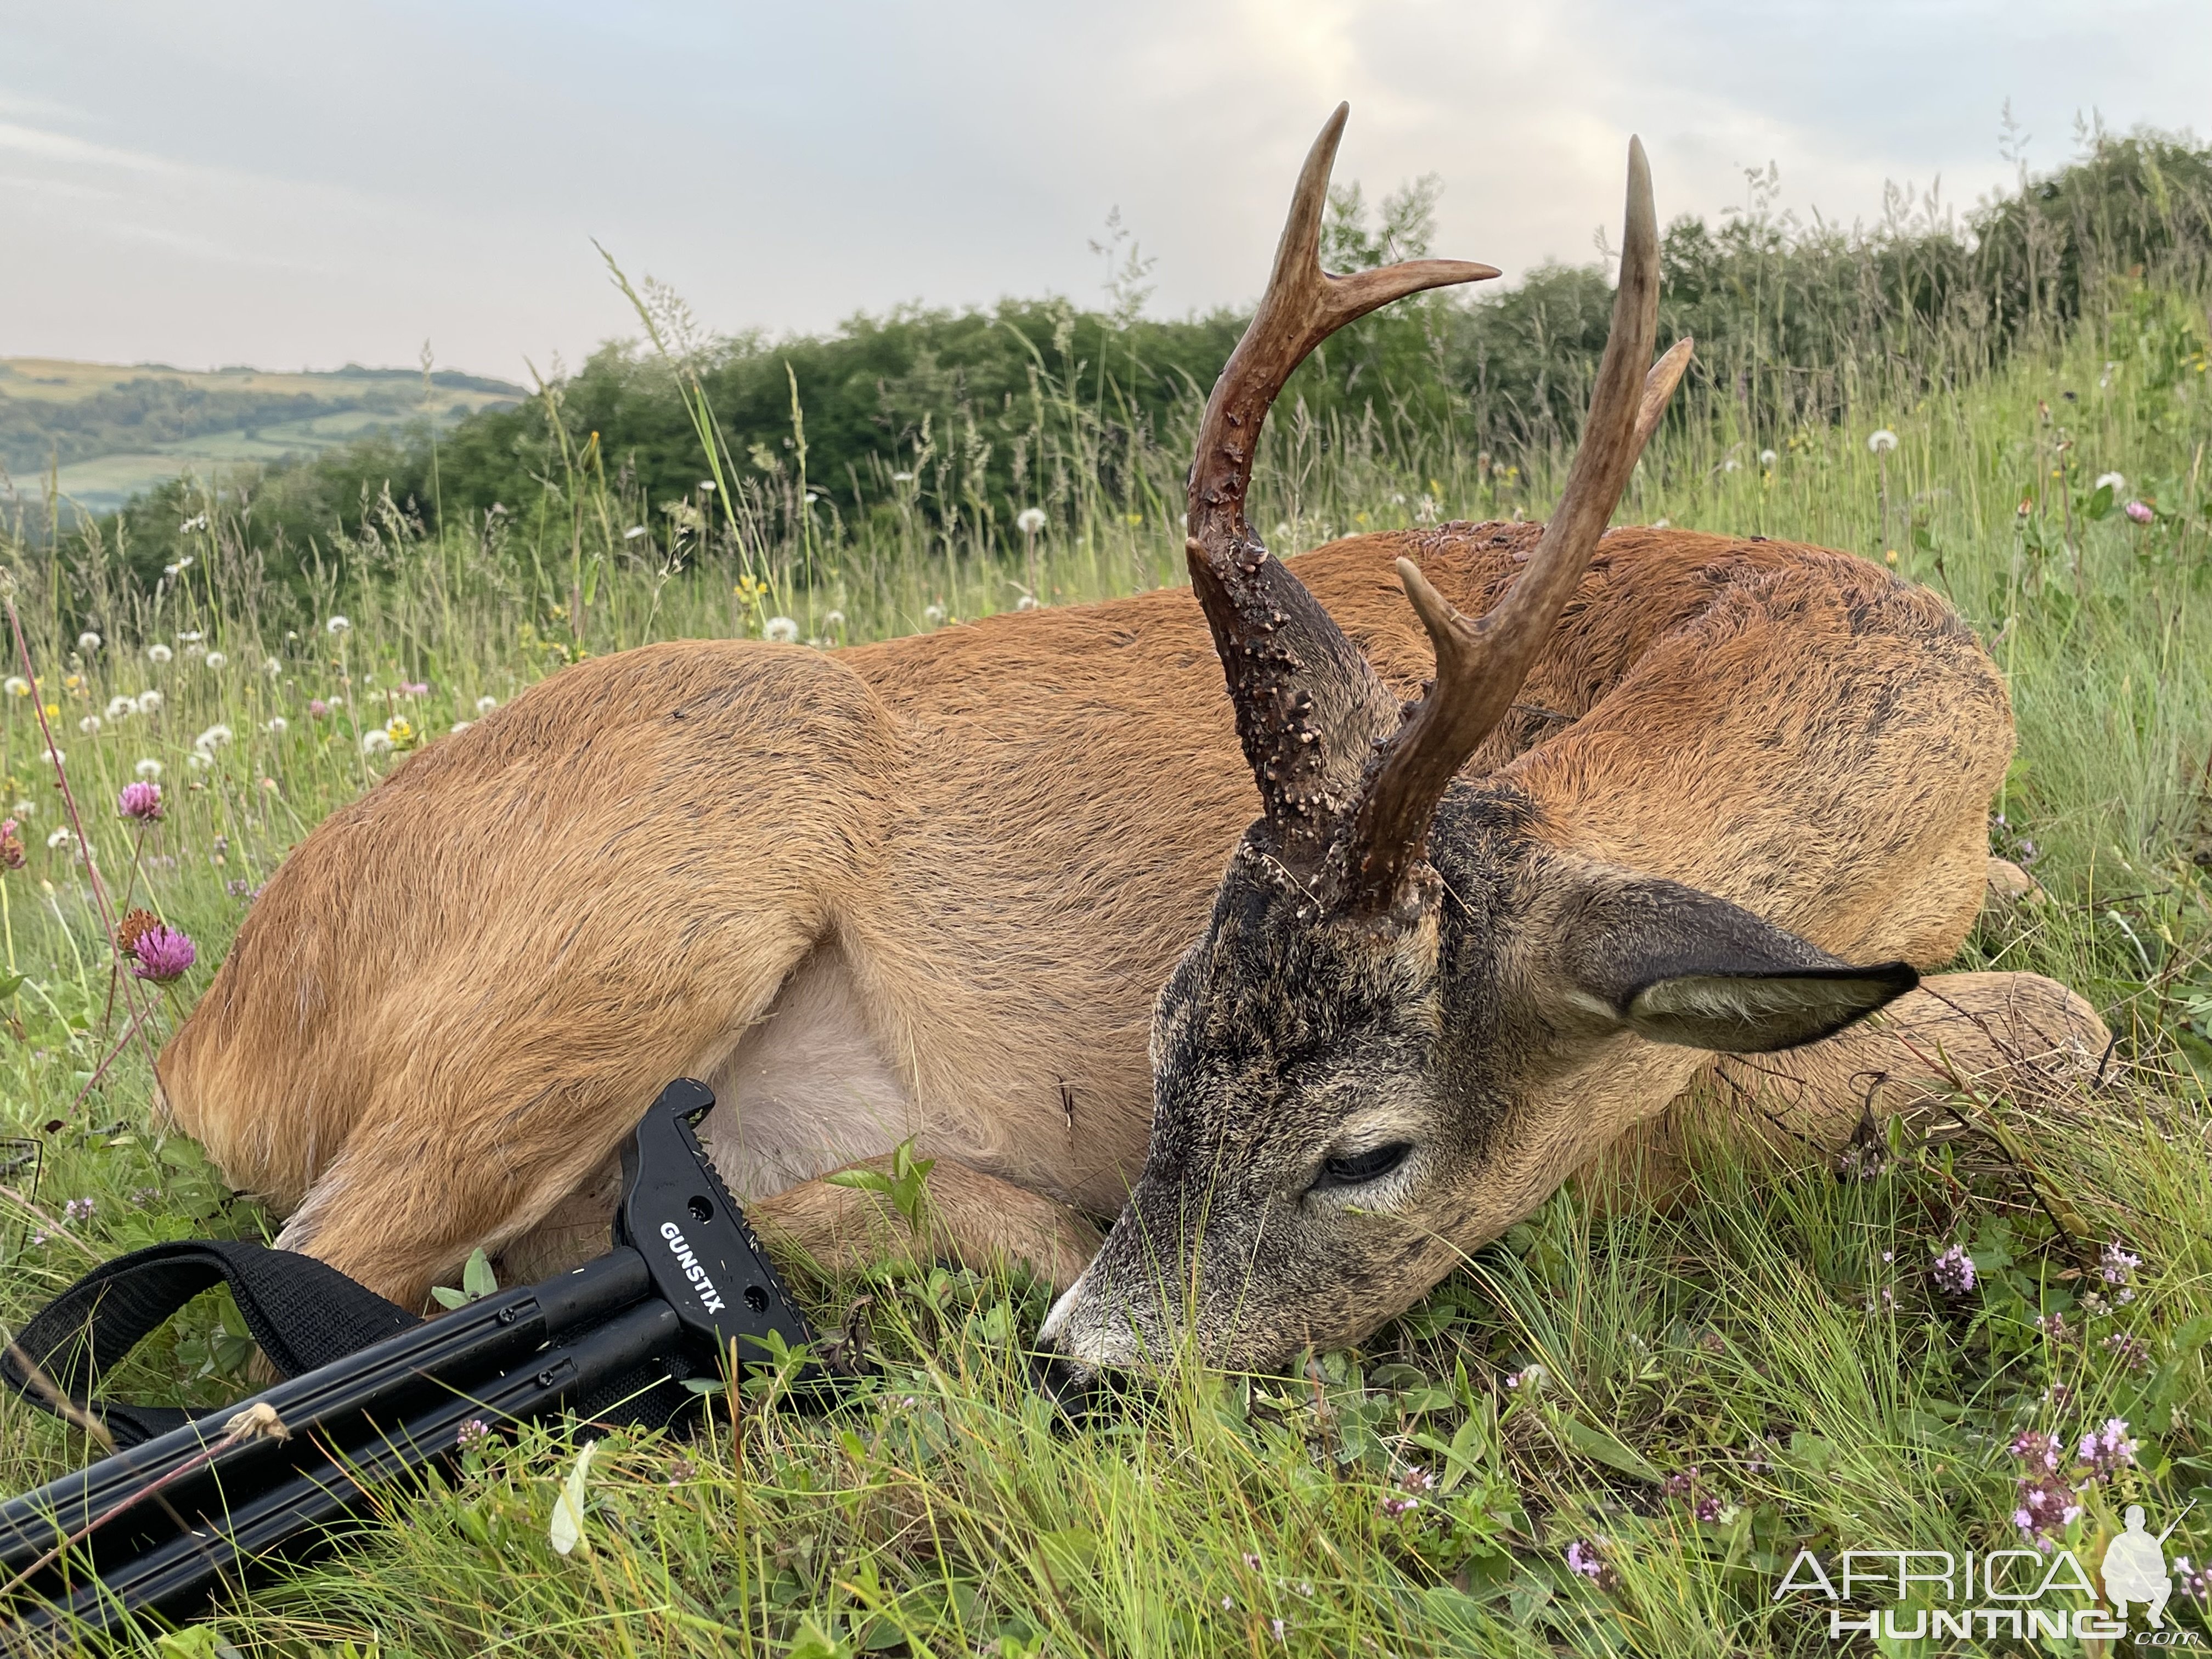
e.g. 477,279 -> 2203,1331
1337,140 -> 1689,912
1187,104 -> 1500,862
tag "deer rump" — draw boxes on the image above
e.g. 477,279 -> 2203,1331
157,108 -> 2101,1373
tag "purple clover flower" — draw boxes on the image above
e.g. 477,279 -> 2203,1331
63,1196 -> 95,1223
117,781 -> 163,821
1565,1539 -> 1610,1585
2125,500 -> 2154,524
130,924 -> 196,983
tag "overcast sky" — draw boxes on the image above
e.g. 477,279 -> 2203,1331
2,1 -> 2205,381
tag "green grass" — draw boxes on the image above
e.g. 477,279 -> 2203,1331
0,292 -> 2210,1657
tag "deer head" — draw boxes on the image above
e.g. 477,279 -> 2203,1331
1036,108 -> 1918,1379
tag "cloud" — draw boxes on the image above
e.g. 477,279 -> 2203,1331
1,0 -> 2204,376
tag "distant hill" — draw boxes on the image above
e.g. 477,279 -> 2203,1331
0,357 -> 524,516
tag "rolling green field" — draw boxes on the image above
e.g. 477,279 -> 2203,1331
0,283 -> 2208,1658
0,358 -> 522,520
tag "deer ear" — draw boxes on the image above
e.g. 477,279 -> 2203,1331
1556,872 -> 1918,1054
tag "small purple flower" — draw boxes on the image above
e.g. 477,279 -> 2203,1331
1565,1539 -> 1609,1584
117,781 -> 163,821
130,924 -> 196,983
400,680 -> 430,696
455,1417 -> 493,1452
2010,1430 -> 2062,1472
2175,1556 -> 2212,1604
1269,1618 -> 1288,1643
1694,1494 -> 1723,1523
2103,1332 -> 2151,1373
63,1196 -> 95,1223
665,1454 -> 696,1485
308,698 -> 330,717
2101,1240 -> 2142,1287
2078,1417 -> 2138,1479
2124,500 -> 2154,524
1380,1494 -> 1420,1519
1931,1244 -> 1977,1296
1662,1467 -> 1699,1500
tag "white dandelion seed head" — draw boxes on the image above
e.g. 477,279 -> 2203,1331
1015,595 -> 1039,611
1722,457 -> 1741,472
325,615 -> 352,636
40,747 -> 64,767
77,716 -> 101,735
361,729 -> 393,755
185,750 -> 212,771
1759,449 -> 1778,466
475,695 -> 498,714
2,677 -> 27,697
2095,471 -> 2126,493
204,651 -> 226,670
137,690 -> 164,714
194,723 -> 234,752
697,479 -> 716,493
923,604 -> 945,627
183,642 -> 206,661
822,610 -> 845,630
1016,507 -> 1047,535
763,616 -> 800,644
135,759 -> 163,780
262,657 -> 282,676
147,644 -> 173,664
77,631 -> 100,653
1867,429 -> 1898,454
178,630 -> 204,643
106,696 -> 136,720
450,720 -> 471,733
264,716 -> 288,735
46,827 -> 75,849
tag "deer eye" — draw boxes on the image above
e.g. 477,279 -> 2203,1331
1316,1141 -> 1413,1190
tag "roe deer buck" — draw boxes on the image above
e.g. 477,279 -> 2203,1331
158,108 -> 2104,1376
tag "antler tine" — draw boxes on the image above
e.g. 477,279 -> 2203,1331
1340,141 -> 1685,911
1186,103 -> 1500,860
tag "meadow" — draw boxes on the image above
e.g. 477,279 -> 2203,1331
1,198 -> 2211,1655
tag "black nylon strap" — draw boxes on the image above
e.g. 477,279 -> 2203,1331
2,1240 -> 419,1447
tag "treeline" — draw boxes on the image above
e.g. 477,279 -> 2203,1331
82,127 -> 2212,589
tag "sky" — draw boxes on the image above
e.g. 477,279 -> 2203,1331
1,0 -> 2206,382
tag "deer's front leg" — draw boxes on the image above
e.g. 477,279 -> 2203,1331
749,1156 -> 1104,1294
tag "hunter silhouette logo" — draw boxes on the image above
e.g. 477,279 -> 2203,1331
2104,1501 -> 2194,1629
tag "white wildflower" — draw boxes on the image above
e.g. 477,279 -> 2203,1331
1016,595 -> 1039,611
262,657 -> 282,676
822,610 -> 845,630
134,758 -> 162,781
1867,430 -> 1898,454
923,604 -> 945,627
475,695 -> 498,714
137,690 -> 164,714
1759,449 -> 1778,466
194,724 -> 234,753
264,716 -> 288,735
763,616 -> 800,644
549,1438 -> 599,1557
78,716 -> 100,736
2095,471 -> 2126,493
148,644 -> 173,664
2,676 -> 26,697
623,524 -> 648,540
325,615 -> 352,636
698,480 -> 716,493
178,630 -> 203,643
361,729 -> 393,755
46,827 -> 75,850
204,651 -> 226,670
1016,507 -> 1047,535
891,471 -> 913,483
106,695 -> 136,720
77,631 -> 100,653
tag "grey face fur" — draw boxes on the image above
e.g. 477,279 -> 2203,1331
1037,788 -> 1916,1376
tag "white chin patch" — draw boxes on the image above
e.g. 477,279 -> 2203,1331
1037,1269 -> 1091,1346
